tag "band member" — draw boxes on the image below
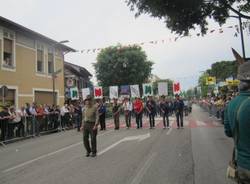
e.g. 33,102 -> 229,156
80,96 -> 99,157
123,97 -> 132,128
112,99 -> 120,130
146,96 -> 157,129
98,98 -> 106,131
160,96 -> 170,129
174,94 -> 184,129
133,97 -> 144,129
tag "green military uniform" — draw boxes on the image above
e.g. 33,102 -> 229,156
224,91 -> 250,182
83,104 -> 99,157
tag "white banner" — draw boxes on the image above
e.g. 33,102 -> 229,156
82,88 -> 90,100
158,82 -> 168,96
143,83 -> 153,97
130,85 -> 140,98
109,86 -> 118,99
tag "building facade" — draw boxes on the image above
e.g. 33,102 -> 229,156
0,16 -> 75,108
64,62 -> 92,100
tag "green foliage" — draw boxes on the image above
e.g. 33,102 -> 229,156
198,72 -> 209,97
206,61 -> 238,81
126,0 -> 250,35
93,45 -> 153,88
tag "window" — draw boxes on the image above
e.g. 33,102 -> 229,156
48,51 -> 54,74
3,30 -> 15,69
36,44 -> 44,73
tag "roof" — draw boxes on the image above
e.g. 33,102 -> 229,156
0,16 -> 76,52
64,61 -> 92,78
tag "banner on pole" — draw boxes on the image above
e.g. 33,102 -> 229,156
143,83 -> 153,97
206,77 -> 216,85
70,87 -> 79,100
109,86 -> 118,99
94,86 -> 103,99
120,85 -> 130,95
173,82 -> 181,94
82,88 -> 90,100
158,82 -> 168,96
130,85 -> 140,98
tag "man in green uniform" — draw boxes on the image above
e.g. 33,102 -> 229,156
224,50 -> 250,183
81,96 -> 99,157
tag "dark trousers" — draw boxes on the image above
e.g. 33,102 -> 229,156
83,123 -> 98,154
125,111 -> 131,128
0,120 -> 7,141
61,113 -> 69,129
176,111 -> 184,127
99,113 -> 106,130
163,113 -> 169,127
75,114 -> 82,131
8,122 -> 24,138
135,112 -> 143,128
114,114 -> 120,130
149,114 -> 155,128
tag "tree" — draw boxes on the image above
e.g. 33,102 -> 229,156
93,45 -> 153,92
206,60 -> 238,81
198,72 -> 209,97
126,0 -> 250,35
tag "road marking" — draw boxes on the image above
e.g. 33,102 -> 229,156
130,152 -> 157,184
99,133 -> 150,156
166,121 -> 175,135
2,130 -> 113,173
166,127 -> 173,135
196,120 -> 207,126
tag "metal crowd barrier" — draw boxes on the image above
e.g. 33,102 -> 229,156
199,102 -> 224,122
0,113 -> 64,145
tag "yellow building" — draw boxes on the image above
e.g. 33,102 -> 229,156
0,16 -> 75,108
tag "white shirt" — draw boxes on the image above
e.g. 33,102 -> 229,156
60,106 -> 69,116
123,101 -> 133,111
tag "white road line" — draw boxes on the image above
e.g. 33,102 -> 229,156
166,128 -> 173,135
3,130 -> 113,173
196,120 -> 207,126
130,152 -> 157,184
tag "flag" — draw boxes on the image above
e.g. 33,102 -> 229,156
206,77 -> 216,85
226,79 -> 240,86
120,85 -> 130,95
70,87 -> 79,100
82,88 -> 90,100
143,83 -> 153,97
94,86 -> 103,99
130,85 -> 140,98
109,86 -> 118,99
158,82 -> 168,96
173,82 -> 181,94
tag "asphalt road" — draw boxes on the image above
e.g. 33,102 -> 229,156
0,105 -> 234,184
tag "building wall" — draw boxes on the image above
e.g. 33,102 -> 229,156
0,28 -> 65,108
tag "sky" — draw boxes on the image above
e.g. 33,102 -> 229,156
1,0 -> 250,90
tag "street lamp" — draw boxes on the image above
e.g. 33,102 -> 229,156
52,40 -> 69,106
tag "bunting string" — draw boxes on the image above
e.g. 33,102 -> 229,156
79,21 -> 250,54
